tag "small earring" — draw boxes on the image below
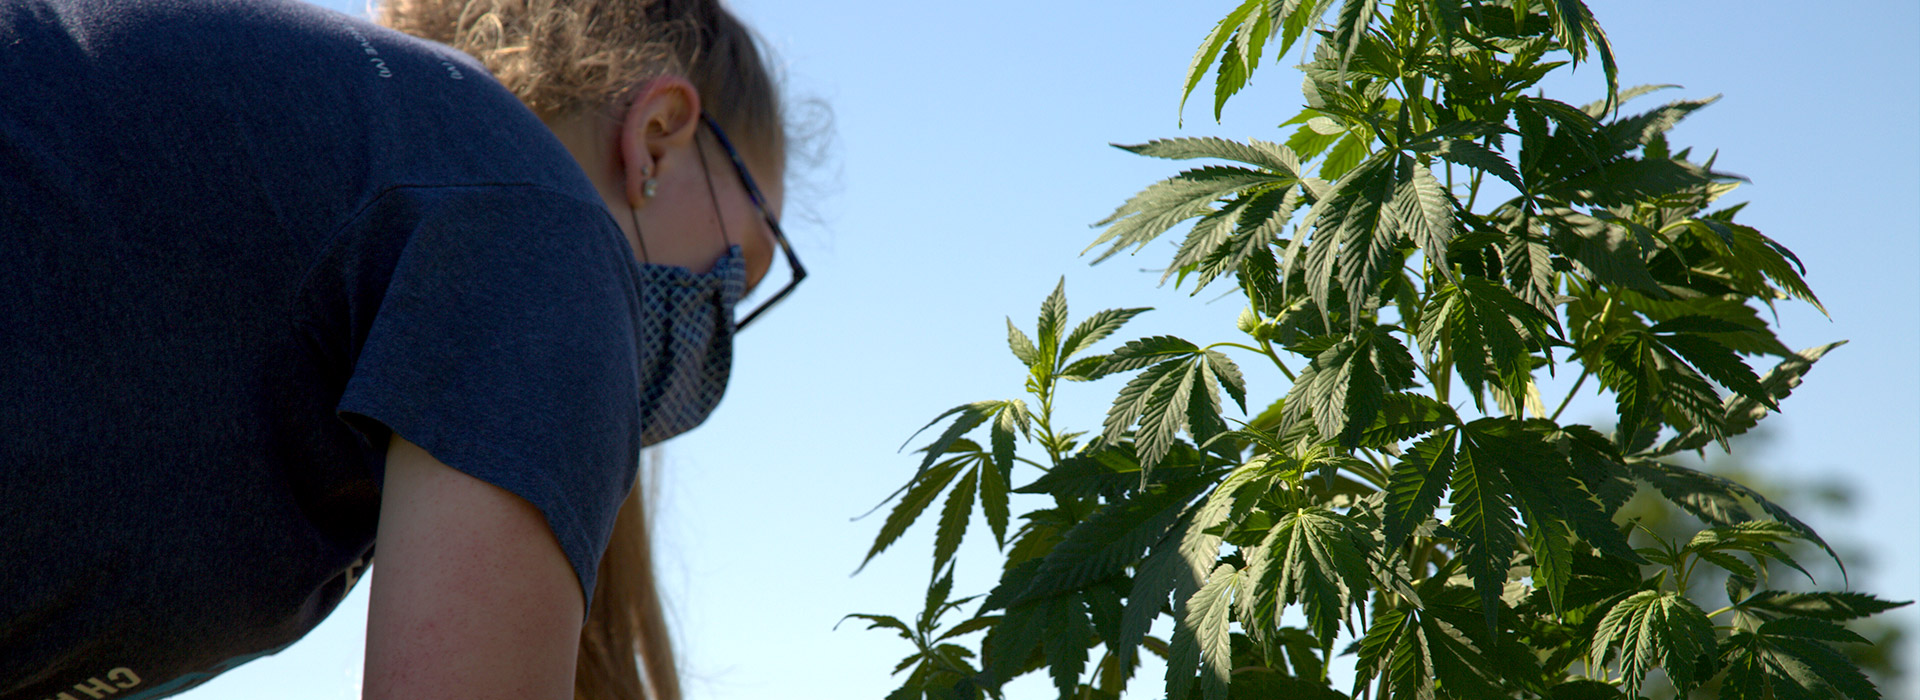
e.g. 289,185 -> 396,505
642,178 -> 658,199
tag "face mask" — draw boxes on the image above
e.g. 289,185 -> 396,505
632,244 -> 744,446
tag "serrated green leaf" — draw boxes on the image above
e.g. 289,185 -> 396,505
1450,421 -> 1523,630
1522,505 -> 1575,614
1252,506 -> 1372,647
1417,138 -> 1524,193
1660,342 -> 1844,454
1042,592 -> 1091,699
1598,331 -> 1731,448
978,446 -> 1011,548
1139,359 -> 1200,473
1062,307 -> 1153,360
1120,136 -> 1304,178
1421,276 -> 1557,414
1560,156 -> 1720,208
1625,459 -> 1844,578
1211,7 -> 1261,121
1282,325 -> 1415,446
982,588 -> 1047,686
1037,278 -> 1069,364
1090,165 -> 1289,265
1722,618 -> 1889,700
1296,149 -> 1400,326
1235,235 -> 1288,318
1120,514 -> 1191,658
1100,335 -> 1202,375
931,468 -> 978,575
1540,0 -> 1617,109
1500,219 -> 1560,317
923,567 -> 957,630
1710,220 -> 1826,315
1421,611 -> 1506,698
1392,158 -> 1461,283
1602,96 -> 1717,154
1685,521 -> 1813,582
1384,428 -> 1457,547
1695,550 -> 1758,582
1358,392 -> 1460,446
1657,329 -> 1772,410
1007,318 -> 1039,368
1179,0 -> 1264,124
1543,207 -> 1664,294
1058,354 -> 1111,382
901,402 -> 998,472
1203,350 -> 1248,413
935,614 -> 1000,644
1188,564 -> 1241,700
1736,591 -> 1912,622
1558,424 -> 1637,512
1352,607 -> 1418,699
1015,472 -> 1213,604
860,459 -> 967,572
1013,445 -> 1144,498
1103,360 -> 1185,449
1165,586 -> 1204,700
1330,0 -> 1379,73
1592,591 -> 1715,696
1169,200 -> 1245,287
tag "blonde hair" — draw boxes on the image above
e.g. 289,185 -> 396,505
381,0 -> 786,165
376,2 -> 787,699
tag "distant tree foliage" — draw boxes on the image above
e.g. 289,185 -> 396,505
846,1 -> 1909,698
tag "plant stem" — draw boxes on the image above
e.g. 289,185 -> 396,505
1214,341 -> 1296,382
1548,368 -> 1590,422
1464,166 -> 1485,212
1033,370 -> 1064,467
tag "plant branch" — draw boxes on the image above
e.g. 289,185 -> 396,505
1548,367 -> 1591,422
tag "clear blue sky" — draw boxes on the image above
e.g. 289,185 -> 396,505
187,1 -> 1918,699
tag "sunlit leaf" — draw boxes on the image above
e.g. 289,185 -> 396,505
1062,307 -> 1154,361
1590,590 -> 1716,696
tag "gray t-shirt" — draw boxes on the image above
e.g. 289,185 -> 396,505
0,1 -> 649,697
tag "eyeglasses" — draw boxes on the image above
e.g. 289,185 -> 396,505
700,111 -> 806,332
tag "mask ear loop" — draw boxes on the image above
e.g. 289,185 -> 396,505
629,207 -> 652,264
693,127 -> 736,251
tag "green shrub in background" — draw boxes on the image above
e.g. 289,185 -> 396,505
846,1 -> 1910,698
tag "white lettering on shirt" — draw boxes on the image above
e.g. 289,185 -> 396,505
340,22 -> 391,78
37,667 -> 140,700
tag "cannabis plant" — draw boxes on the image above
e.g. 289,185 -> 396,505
847,1 -> 1909,698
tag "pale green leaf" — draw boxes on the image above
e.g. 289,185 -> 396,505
1188,564 -> 1241,700
1062,307 -> 1154,361
1119,136 -> 1304,178
1089,166 -> 1288,264
1007,318 -> 1039,367
1179,0 -> 1264,124
1391,158 -> 1461,282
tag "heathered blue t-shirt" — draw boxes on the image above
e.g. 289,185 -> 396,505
0,0 -> 653,697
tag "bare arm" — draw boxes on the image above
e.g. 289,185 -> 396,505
361,432 -> 584,700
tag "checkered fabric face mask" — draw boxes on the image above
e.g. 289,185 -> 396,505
634,244 -> 745,446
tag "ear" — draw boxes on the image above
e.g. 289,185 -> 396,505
618,76 -> 703,208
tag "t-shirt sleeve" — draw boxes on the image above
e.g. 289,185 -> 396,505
333,184 -> 644,622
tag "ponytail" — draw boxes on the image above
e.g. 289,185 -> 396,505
574,452 -> 678,700
377,2 -> 787,698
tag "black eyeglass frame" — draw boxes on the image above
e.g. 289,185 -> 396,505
700,111 -> 805,332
